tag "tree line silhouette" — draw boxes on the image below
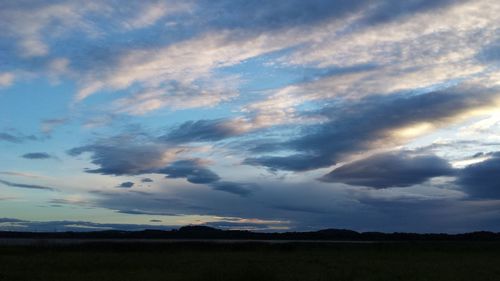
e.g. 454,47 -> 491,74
2,225 -> 500,241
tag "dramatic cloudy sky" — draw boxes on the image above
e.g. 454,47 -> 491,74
1,0 -> 500,233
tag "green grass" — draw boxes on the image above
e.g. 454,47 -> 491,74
1,242 -> 500,281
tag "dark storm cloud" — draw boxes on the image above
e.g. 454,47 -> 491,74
0,179 -> 55,191
21,152 -> 52,159
320,152 -> 455,188
161,119 -> 238,143
117,181 -> 134,188
158,160 -> 221,184
141,178 -> 154,183
210,181 -> 255,197
245,85 -> 499,171
456,152 -> 500,199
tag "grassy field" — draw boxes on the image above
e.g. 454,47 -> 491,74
1,241 -> 500,281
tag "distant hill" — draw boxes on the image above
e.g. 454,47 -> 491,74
1,226 -> 499,241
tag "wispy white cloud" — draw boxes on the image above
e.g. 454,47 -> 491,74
41,118 -> 67,134
0,1 -> 103,57
246,0 -> 499,126
122,1 -> 192,30
112,78 -> 239,115
0,171 -> 50,180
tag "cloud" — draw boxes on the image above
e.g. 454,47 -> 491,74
122,1 -> 191,30
0,171 -> 46,179
141,178 -> 154,183
41,118 -> 67,134
73,31 -> 272,103
116,209 -> 180,216
0,216 -> 288,232
353,195 -> 500,233
0,0 -> 456,61
0,218 -> 175,232
158,160 -> 220,184
0,1 -> 102,57
478,41 -> 500,63
0,218 -> 24,223
203,219 -> 289,231
0,0 -> 191,58
88,177 -> 500,232
162,119 -> 241,143
244,154 -> 332,172
285,0 -> 496,69
198,0 -> 366,30
21,152 -> 52,160
3,0 -> 489,119
111,81 -> 238,115
68,141 -> 186,175
3,0 -> 500,234
241,0 -> 497,124
320,151 -> 455,188
0,132 -> 37,143
198,0 -> 461,32
361,0 -> 467,25
0,179 -> 55,191
245,84 -> 500,171
161,116 -> 283,145
67,133 -> 255,196
210,181 -> 255,197
0,133 -> 22,143
117,181 -> 134,188
456,152 -> 500,199
0,72 -> 14,87
156,160 -> 257,196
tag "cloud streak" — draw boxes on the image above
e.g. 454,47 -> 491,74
22,152 -> 53,160
0,132 -> 37,144
320,151 -> 455,188
0,179 -> 56,191
245,84 -> 500,171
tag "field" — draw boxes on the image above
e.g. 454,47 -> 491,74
1,241 -> 500,281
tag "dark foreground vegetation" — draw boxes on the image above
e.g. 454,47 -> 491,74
1,241 -> 500,281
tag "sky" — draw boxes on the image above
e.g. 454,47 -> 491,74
1,0 -> 500,233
